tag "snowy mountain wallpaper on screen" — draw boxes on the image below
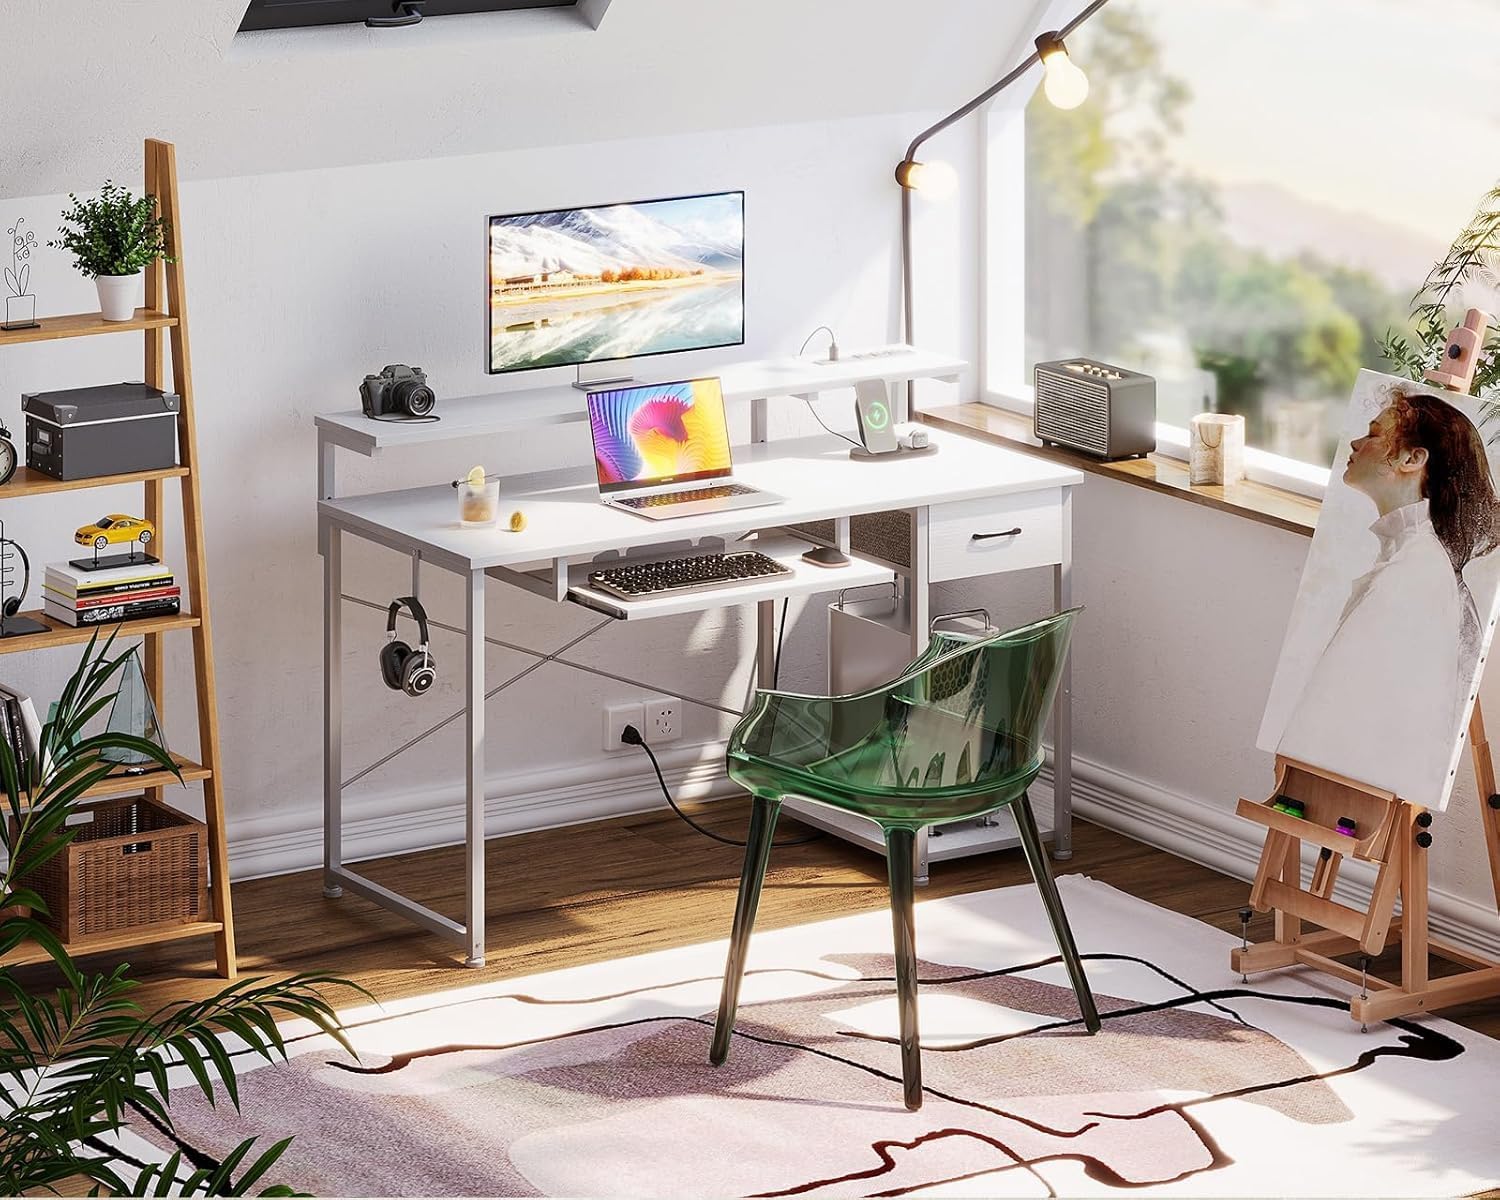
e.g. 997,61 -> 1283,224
488,192 -> 744,373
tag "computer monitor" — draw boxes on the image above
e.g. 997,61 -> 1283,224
487,191 -> 744,376
586,378 -> 732,493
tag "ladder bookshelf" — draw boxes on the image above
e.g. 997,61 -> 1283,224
0,139 -> 235,978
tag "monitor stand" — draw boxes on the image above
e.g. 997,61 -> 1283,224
571,364 -> 634,393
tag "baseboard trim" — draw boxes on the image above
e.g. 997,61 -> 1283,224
229,740 -> 1500,964
227,744 -> 739,882
1064,755 -> 1500,963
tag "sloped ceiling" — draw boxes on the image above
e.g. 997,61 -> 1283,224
0,0 -> 1050,199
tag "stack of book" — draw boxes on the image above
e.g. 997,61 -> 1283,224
0,682 -> 42,780
42,560 -> 181,627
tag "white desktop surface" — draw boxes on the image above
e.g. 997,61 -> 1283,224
319,427 -> 1083,571
314,347 -> 965,456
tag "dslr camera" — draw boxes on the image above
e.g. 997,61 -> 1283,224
361,364 -> 437,420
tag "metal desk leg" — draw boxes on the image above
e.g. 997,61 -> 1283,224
323,524 -> 343,899
464,569 -> 487,967
913,506 -> 931,885
756,599 -> 776,686
1052,488 -> 1074,861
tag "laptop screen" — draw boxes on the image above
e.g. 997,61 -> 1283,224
587,378 -> 733,494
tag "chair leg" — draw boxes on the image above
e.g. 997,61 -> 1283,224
710,795 -> 782,1066
1013,792 -> 1101,1034
884,826 -> 924,1110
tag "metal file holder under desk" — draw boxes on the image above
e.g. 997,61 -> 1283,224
314,349 -> 1082,966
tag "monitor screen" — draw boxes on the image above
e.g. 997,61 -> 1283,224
587,378 -> 732,492
487,191 -> 744,375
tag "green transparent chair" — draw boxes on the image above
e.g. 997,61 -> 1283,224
709,608 -> 1099,1110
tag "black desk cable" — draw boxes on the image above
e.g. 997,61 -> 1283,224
623,598 -> 820,848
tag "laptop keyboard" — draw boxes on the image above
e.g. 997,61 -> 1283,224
616,483 -> 759,509
588,550 -> 793,600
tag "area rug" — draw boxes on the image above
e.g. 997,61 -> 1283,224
120,877 -> 1500,1197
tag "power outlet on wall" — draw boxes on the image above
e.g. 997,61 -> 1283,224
603,702 -> 644,751
643,695 -> 682,743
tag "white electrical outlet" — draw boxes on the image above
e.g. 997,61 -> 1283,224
644,695 -> 682,743
603,702 -> 644,751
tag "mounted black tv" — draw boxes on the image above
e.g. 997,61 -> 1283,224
486,191 -> 745,375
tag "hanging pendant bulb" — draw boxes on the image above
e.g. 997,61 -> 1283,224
1036,32 -> 1090,110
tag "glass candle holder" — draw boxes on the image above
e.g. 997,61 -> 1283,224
459,479 -> 501,527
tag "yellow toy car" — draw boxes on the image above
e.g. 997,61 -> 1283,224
74,514 -> 155,551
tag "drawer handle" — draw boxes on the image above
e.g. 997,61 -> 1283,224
971,527 -> 1022,542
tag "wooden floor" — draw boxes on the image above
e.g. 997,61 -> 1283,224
13,805 -> 1500,1040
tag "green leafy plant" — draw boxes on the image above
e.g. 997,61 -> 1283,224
2,633 -> 358,1196
47,181 -> 175,279
1382,181 -> 1500,400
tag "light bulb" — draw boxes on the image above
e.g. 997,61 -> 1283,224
1040,44 -> 1089,109
905,159 -> 958,199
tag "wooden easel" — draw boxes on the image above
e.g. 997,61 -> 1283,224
1233,310 -> 1500,1026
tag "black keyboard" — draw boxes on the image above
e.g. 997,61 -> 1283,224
588,550 -> 793,600
616,483 -> 759,509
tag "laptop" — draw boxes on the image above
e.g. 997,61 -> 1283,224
586,377 -> 781,520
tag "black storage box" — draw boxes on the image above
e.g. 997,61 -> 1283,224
22,383 -> 180,481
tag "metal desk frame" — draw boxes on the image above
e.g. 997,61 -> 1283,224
316,356 -> 1075,967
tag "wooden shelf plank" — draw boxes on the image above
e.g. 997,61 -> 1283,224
0,919 -> 224,969
0,464 -> 190,499
15,755 -> 211,811
0,308 -> 178,348
920,402 -> 1322,537
83,754 -> 210,800
0,609 -> 199,655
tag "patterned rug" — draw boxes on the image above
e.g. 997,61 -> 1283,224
121,877 -> 1500,1197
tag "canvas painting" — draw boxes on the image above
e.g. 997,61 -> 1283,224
1259,369 -> 1500,810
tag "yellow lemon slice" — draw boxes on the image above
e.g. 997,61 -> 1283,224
509,511 -> 527,532
466,465 -> 486,489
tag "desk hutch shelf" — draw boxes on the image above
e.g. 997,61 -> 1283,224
0,139 -> 235,977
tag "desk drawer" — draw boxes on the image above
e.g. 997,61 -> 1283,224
928,489 -> 1063,581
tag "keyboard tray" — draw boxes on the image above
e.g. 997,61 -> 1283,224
564,535 -> 894,620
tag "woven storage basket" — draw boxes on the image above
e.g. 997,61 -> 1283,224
19,794 -> 205,942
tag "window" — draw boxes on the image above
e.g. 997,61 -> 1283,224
238,0 -> 573,32
1020,0 -> 1500,470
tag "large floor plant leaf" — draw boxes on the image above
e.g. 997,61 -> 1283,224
1,632 -> 362,1195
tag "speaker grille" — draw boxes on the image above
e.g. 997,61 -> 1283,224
1034,370 -> 1109,453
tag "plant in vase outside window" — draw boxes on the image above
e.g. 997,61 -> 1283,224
47,180 -> 175,324
3,217 -> 37,330
1,632 -> 360,1196
1383,180 -> 1500,403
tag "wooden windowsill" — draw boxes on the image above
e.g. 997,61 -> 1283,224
920,402 -> 1319,538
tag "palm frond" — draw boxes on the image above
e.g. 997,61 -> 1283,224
0,636 -> 357,1196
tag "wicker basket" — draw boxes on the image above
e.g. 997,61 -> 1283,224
18,794 -> 206,942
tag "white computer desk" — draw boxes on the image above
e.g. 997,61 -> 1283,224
316,350 -> 1084,966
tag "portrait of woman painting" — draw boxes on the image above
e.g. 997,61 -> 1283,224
1259,369 -> 1500,811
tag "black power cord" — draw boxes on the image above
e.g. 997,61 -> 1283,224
622,724 -> 821,848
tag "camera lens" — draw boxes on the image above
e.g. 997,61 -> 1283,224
394,380 -> 436,416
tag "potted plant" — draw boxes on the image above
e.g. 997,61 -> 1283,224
48,181 -> 174,322
2,632 -> 359,1194
3,217 -> 37,330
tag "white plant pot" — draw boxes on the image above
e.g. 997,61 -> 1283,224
95,272 -> 143,322
2,294 -> 36,329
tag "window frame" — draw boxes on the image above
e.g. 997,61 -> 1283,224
238,0 -> 575,32
979,63 -> 1331,502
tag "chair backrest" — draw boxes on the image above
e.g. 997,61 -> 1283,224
731,608 -> 1079,798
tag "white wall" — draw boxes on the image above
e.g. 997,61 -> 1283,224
0,0 -> 1040,198
0,112 -> 973,877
